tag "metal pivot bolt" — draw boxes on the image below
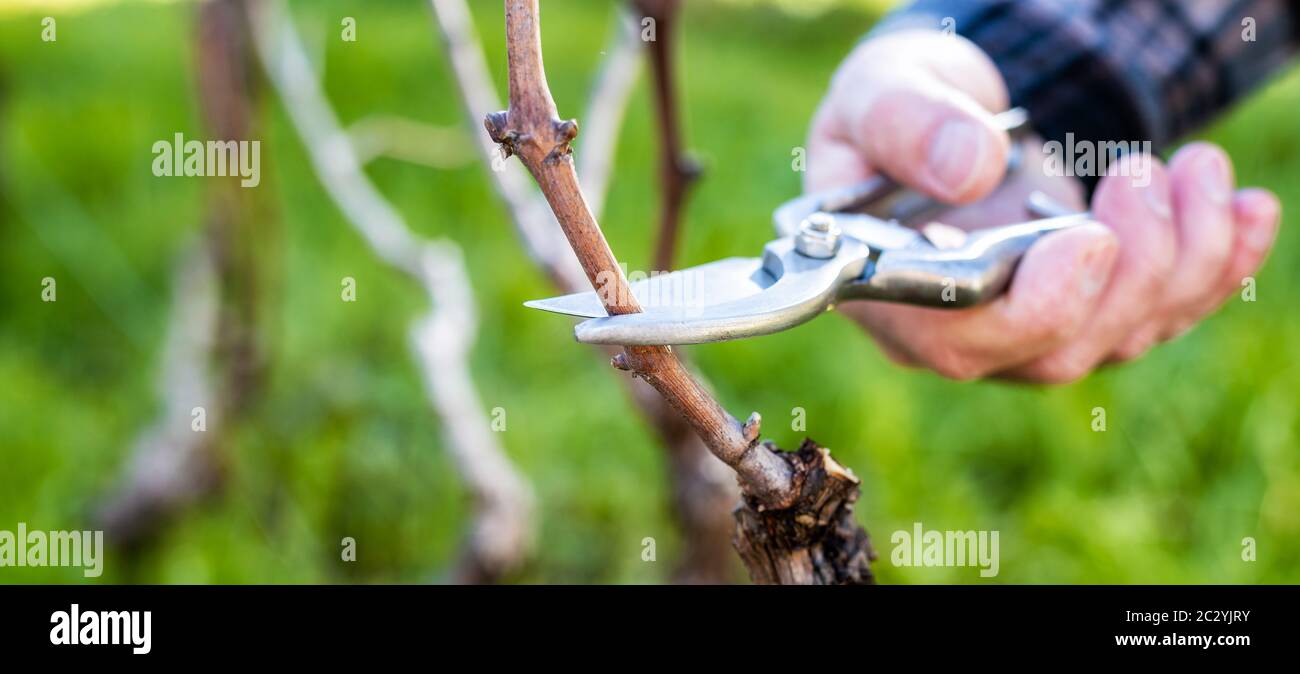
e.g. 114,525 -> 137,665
795,212 -> 842,258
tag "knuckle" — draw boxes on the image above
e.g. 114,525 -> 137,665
1021,350 -> 1096,385
932,360 -> 984,382
922,342 -> 987,381
862,82 -> 924,127
1160,318 -> 1197,342
1111,326 -> 1161,363
1042,313 -> 1082,347
877,341 -> 920,370
1163,268 -> 1227,318
1017,296 -> 1082,346
1187,238 -> 1233,277
1002,286 -> 1086,350
1109,343 -> 1143,364
1127,237 -> 1177,291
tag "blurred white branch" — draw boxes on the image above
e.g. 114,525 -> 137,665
576,11 -> 642,219
428,0 -> 590,291
252,0 -> 534,583
411,244 -> 534,583
98,244 -> 222,542
429,0 -> 741,583
347,114 -> 475,169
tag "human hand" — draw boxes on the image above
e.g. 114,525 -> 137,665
807,30 -> 1281,383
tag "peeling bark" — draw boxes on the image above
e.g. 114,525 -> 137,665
733,440 -> 876,585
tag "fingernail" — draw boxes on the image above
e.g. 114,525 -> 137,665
927,118 -> 987,196
1196,151 -> 1231,205
1078,240 -> 1115,299
1143,165 -> 1172,220
1244,215 -> 1278,252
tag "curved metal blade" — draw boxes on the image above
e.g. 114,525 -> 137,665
523,257 -> 771,319
571,237 -> 872,346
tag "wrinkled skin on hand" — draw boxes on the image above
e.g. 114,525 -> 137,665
807,30 -> 1281,383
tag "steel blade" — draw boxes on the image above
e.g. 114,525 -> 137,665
572,236 -> 872,345
523,257 -> 771,318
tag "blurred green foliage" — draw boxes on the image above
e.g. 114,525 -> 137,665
0,0 -> 1297,584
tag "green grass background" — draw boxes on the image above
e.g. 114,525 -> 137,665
0,0 -> 1297,583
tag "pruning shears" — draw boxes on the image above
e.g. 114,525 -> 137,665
525,108 -> 1091,346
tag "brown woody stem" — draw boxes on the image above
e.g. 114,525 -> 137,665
432,0 -> 738,583
490,0 -> 875,584
635,0 -> 701,272
488,0 -> 793,506
733,440 -> 876,584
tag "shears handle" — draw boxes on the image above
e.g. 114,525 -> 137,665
778,106 -> 1092,309
840,212 -> 1092,308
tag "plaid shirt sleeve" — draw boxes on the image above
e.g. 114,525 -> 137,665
872,0 -> 1299,161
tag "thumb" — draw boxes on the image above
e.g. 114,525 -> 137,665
838,75 -> 1010,204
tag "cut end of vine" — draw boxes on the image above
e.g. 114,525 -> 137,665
732,439 -> 875,585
